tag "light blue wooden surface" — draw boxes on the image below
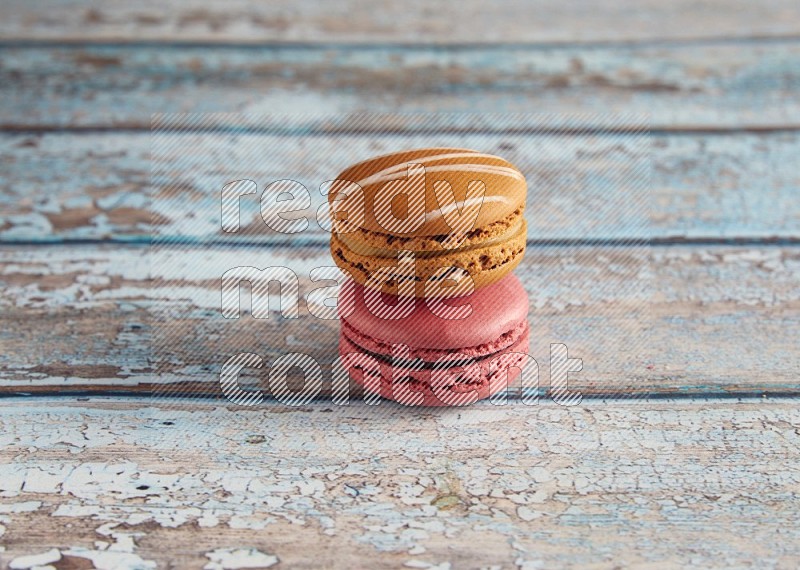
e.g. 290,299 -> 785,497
0,26 -> 797,397
1,42 -> 800,130
1,130 -> 798,243
0,2 -> 796,393
1,243 -> 798,398
0,397 -> 798,568
0,3 -> 799,568
3,0 -> 800,44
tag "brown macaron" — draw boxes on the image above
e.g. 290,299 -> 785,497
328,148 -> 527,297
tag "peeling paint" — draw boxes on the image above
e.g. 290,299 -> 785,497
1,244 -> 798,396
1,398 -> 798,566
204,548 -> 279,569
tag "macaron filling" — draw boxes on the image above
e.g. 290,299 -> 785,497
333,204 -> 525,252
335,215 -> 526,260
339,325 -> 530,396
340,318 -> 529,365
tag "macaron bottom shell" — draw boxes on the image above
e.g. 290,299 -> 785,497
338,324 -> 531,407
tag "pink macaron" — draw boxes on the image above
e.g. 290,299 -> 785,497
338,273 -> 531,406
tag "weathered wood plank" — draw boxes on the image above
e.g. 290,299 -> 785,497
2,131 -> 798,243
1,0 -> 799,43
0,397 -> 798,568
1,244 -> 797,397
1,42 -> 800,129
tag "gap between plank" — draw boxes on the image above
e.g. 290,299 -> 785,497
1,390 -> 798,401
2,35 -> 800,50
4,125 -> 800,135
1,237 -> 799,248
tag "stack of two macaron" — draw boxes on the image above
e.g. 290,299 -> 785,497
328,148 -> 530,406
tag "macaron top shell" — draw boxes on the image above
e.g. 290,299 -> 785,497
329,148 -> 527,237
339,273 -> 529,351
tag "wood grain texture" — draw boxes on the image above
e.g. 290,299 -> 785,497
1,244 -> 797,397
2,131 -> 798,243
0,3 -> 796,564
1,0 -> 799,43
0,397 -> 798,568
1,41 -> 800,130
